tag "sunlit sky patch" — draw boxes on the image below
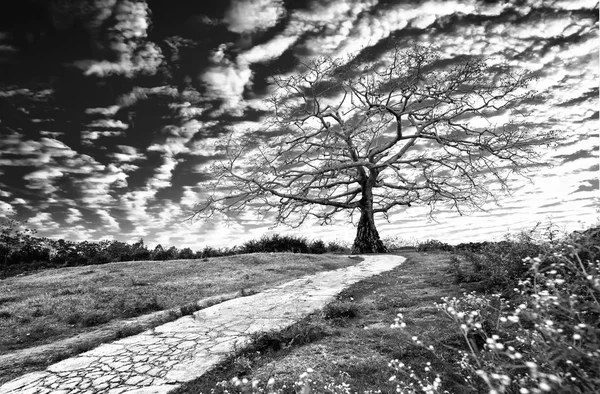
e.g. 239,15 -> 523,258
0,0 -> 598,250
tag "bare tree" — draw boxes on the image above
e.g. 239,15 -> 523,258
191,45 -> 553,253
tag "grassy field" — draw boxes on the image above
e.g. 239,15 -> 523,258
172,228 -> 600,394
174,251 -> 468,393
0,253 -> 358,382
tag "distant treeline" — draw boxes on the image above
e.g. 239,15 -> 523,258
3,217 -> 598,279
0,219 -> 350,278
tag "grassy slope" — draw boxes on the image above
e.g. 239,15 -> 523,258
0,253 -> 358,383
175,251 -> 470,393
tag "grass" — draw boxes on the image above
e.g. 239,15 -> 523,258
172,226 -> 600,394
0,253 -> 359,383
172,251 -> 469,393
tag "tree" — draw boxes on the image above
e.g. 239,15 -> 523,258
190,45 -> 553,253
0,218 -> 39,266
178,247 -> 194,260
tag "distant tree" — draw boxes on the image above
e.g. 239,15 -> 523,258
0,219 -> 25,265
178,247 -> 194,259
166,246 -> 179,260
51,238 -> 78,265
190,45 -> 554,253
105,240 -> 133,262
152,244 -> 170,260
0,218 -> 42,266
131,238 -> 151,260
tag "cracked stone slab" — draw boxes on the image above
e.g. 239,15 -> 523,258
0,254 -> 404,394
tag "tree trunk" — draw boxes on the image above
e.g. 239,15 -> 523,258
352,207 -> 387,254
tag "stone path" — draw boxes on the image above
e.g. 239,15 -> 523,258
0,254 -> 405,394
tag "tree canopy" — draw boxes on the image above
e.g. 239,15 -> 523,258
191,45 -> 554,253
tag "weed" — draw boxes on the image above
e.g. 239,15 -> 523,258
130,278 -> 151,287
251,320 -> 328,353
322,300 -> 360,320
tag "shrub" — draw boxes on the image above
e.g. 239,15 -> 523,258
382,235 -> 418,250
241,234 -> 311,254
417,239 -> 454,252
449,237 -> 547,292
325,240 -> 351,254
322,299 -> 360,320
434,226 -> 600,393
309,239 -> 328,254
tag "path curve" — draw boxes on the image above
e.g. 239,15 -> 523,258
0,254 -> 405,394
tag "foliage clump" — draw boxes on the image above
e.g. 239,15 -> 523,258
416,239 -> 454,252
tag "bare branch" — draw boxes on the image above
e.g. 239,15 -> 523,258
188,44 -> 554,252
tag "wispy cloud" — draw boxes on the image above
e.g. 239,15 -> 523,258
223,0 -> 286,33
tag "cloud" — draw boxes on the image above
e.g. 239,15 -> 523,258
87,119 -> 129,129
77,42 -> 164,77
96,208 -> 121,231
572,179 -> 599,194
85,106 -> 120,116
223,0 -> 286,33
200,45 -> 253,115
109,145 -> 144,162
64,208 -> 84,225
68,0 -> 164,77
0,201 -> 15,215
240,35 -> 299,64
147,120 -> 203,156
26,212 -> 54,227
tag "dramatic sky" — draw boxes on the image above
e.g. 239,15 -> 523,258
0,0 -> 598,250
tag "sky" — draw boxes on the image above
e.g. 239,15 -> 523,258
0,0 -> 598,250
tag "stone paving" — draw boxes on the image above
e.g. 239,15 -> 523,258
0,254 -> 405,394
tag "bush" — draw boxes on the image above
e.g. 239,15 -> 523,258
435,227 -> 600,393
241,234 -> 311,254
322,299 -> 360,320
309,239 -> 327,254
417,239 -> 454,252
454,241 -> 494,253
325,240 -> 351,254
382,235 -> 418,250
449,236 -> 547,292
